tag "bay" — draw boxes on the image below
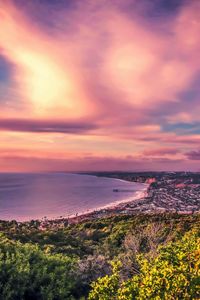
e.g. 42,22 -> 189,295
0,173 -> 147,221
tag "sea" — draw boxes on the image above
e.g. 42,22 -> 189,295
0,173 -> 147,221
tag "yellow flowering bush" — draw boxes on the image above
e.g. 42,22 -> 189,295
89,229 -> 200,300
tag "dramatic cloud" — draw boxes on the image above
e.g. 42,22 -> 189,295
0,0 -> 200,171
0,1 -> 96,119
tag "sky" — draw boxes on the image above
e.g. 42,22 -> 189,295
0,0 -> 200,172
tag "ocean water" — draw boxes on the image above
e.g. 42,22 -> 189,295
0,173 -> 147,221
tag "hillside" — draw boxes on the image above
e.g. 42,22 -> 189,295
0,213 -> 199,299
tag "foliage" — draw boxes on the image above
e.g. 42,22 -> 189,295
0,213 -> 199,299
0,234 -> 76,300
89,229 -> 200,300
89,261 -> 125,300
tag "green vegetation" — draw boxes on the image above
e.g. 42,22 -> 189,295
0,234 -> 76,299
0,213 -> 199,299
89,230 -> 200,300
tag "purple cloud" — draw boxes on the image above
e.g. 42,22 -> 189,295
185,150 -> 200,160
0,118 -> 97,133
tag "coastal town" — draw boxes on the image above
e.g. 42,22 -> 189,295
89,172 -> 200,216
23,171 -> 200,230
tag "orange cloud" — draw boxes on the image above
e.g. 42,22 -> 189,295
0,1 -> 95,119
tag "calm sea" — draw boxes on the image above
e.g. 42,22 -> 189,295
0,173 -> 147,221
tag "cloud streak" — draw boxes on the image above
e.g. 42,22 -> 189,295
0,118 -> 97,133
185,150 -> 200,161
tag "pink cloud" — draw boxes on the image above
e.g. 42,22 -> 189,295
1,1 -> 200,122
0,0 -> 200,171
0,1 -> 97,120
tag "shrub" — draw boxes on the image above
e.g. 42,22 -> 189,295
89,229 -> 200,300
0,234 -> 76,300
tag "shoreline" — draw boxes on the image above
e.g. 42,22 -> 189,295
0,176 -> 149,224
65,187 -> 148,223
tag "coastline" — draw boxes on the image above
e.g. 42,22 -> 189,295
65,186 -> 148,224
2,170 -> 200,225
34,179 -> 149,226
0,175 -> 149,224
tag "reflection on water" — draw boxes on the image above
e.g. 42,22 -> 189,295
0,173 -> 146,221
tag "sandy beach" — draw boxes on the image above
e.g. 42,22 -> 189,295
56,184 -> 149,224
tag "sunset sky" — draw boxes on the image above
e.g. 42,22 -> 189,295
0,0 -> 200,172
